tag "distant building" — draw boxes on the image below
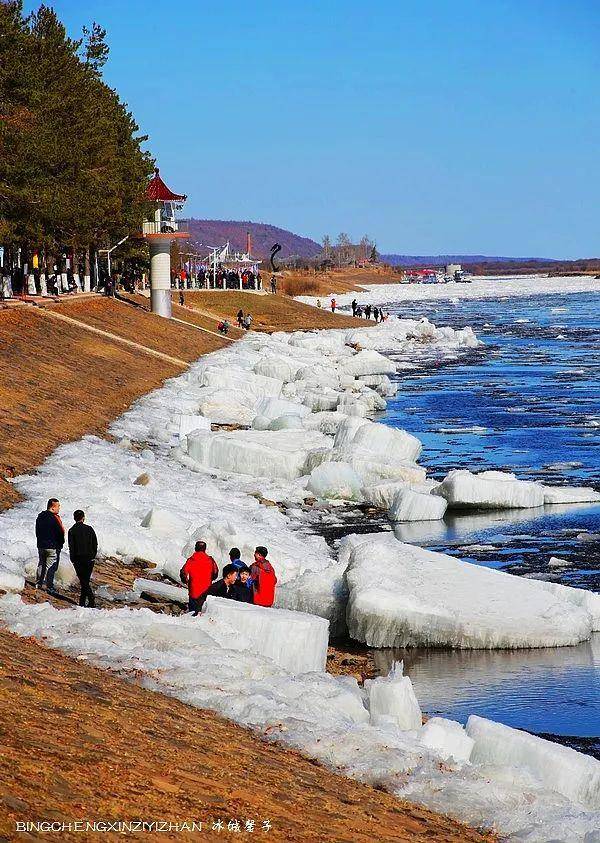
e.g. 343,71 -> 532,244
445,263 -> 462,276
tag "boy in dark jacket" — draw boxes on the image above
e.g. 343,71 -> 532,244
207,564 -> 238,600
232,565 -> 254,603
68,510 -> 98,607
35,498 -> 65,593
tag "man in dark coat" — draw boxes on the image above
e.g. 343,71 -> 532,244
68,510 -> 98,607
35,498 -> 65,593
207,564 -> 238,600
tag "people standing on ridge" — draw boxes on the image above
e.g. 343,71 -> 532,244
365,304 -> 372,320
237,309 -> 244,328
373,306 -> 380,323
351,299 -> 358,316
330,298 -> 336,313
180,540 -> 219,615
250,546 -> 277,607
68,510 -> 98,607
35,498 -> 65,594
207,564 -> 238,600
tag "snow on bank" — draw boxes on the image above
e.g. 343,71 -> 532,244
1,593 -> 599,840
296,274 -> 600,308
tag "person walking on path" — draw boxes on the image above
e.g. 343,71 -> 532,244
207,564 -> 238,600
237,309 -> 244,328
179,291 -> 185,307
249,546 -> 277,607
68,510 -> 98,607
35,498 -> 65,594
180,541 -> 218,615
330,298 -> 337,313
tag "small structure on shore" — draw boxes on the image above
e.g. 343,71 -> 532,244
142,168 -> 189,318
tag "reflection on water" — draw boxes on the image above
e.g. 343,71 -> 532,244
375,634 -> 600,757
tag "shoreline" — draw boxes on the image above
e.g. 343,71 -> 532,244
296,273 -> 600,307
1,307 -> 599,839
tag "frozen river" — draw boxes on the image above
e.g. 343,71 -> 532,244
360,289 -> 600,756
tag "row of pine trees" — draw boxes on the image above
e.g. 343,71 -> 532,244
0,1 -> 153,285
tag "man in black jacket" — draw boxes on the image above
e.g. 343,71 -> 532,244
68,510 -> 98,607
207,564 -> 238,600
35,498 -> 65,593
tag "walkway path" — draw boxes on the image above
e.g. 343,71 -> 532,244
31,306 -> 190,367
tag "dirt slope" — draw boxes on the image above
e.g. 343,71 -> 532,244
0,300 -> 227,511
178,291 -> 362,332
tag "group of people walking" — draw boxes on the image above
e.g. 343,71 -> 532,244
34,498 -> 278,617
351,299 -> 388,321
180,543 -> 277,615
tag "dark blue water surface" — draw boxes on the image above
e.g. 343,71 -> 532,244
369,291 -> 600,754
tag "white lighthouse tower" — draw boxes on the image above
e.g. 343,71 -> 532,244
142,168 -> 188,318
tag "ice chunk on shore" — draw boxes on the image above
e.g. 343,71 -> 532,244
420,717 -> 474,763
434,469 -> 545,509
256,396 -> 311,422
352,421 -> 423,463
187,428 -> 329,481
307,463 -> 363,501
467,715 -> 600,809
356,374 -> 397,397
141,508 -> 190,536
333,417 -> 368,448
133,578 -> 188,604
202,595 -> 329,674
344,533 -> 594,648
389,489 -> 447,522
365,662 -> 422,730
197,365 -> 282,399
276,561 -> 348,638
541,484 -> 600,505
177,413 -> 211,442
268,415 -> 305,431
302,411 -> 349,436
340,349 -> 396,377
363,481 -> 408,509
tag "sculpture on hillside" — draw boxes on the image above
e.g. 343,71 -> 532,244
269,243 -> 282,273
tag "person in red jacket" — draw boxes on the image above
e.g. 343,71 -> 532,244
180,541 -> 218,615
249,546 -> 277,607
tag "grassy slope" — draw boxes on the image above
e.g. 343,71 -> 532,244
178,290 -> 363,332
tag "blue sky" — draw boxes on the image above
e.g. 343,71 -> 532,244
26,1 -> 599,257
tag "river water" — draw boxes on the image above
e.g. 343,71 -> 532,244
352,289 -> 600,756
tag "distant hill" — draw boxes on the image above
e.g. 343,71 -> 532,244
381,254 -> 557,267
184,219 -> 321,259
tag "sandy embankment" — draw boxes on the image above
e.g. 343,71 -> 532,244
0,293 -> 491,843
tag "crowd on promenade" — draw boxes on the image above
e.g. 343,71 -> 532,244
34,498 -> 277,614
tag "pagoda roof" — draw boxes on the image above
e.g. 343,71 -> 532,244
145,168 -> 186,202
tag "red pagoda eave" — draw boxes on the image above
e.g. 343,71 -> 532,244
145,167 -> 187,202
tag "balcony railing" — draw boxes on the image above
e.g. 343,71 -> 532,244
142,219 -> 189,235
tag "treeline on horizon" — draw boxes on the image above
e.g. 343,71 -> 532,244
0,1 -> 153,278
